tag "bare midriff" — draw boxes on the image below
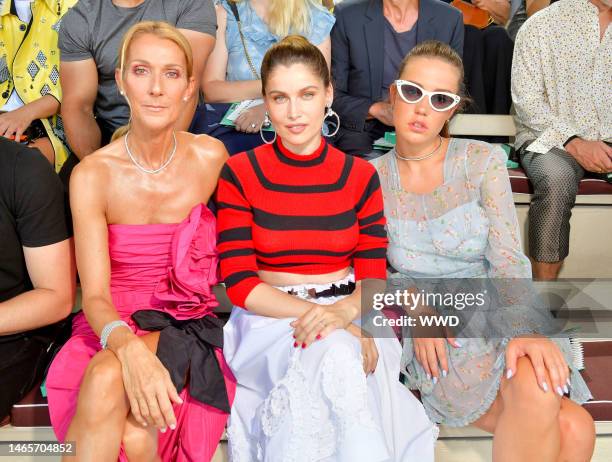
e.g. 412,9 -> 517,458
258,267 -> 352,287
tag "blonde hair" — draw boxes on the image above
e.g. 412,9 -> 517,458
112,21 -> 193,141
232,0 -> 324,38
261,35 -> 330,94
397,41 -> 470,137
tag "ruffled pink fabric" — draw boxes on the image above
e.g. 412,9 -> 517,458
153,204 -> 220,319
46,203 -> 235,462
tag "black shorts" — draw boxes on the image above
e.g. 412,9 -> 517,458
0,336 -> 49,420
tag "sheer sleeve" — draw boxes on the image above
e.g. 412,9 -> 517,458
481,147 -> 531,279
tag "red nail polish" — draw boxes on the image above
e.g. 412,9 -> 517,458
293,342 -> 298,347
316,334 -> 321,340
292,335 -> 296,339
301,343 -> 306,348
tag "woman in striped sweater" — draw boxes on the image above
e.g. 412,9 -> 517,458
216,35 -> 436,461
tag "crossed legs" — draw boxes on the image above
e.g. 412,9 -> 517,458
62,333 -> 161,462
473,357 -> 595,462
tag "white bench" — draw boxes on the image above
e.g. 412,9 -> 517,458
450,114 -> 612,278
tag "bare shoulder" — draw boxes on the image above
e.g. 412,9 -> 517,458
70,141 -> 124,194
179,132 -> 229,169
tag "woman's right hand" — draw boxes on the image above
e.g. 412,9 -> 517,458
115,337 -> 183,431
413,337 -> 460,383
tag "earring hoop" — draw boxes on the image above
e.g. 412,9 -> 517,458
322,106 -> 340,137
260,112 -> 276,145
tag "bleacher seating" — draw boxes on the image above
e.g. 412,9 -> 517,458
2,114 -> 611,461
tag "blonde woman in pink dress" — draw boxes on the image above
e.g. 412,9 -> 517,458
46,22 -> 236,461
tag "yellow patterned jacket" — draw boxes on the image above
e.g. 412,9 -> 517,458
0,0 -> 76,171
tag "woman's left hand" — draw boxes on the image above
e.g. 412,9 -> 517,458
235,104 -> 266,133
0,107 -> 34,141
290,302 -> 356,348
505,335 -> 570,396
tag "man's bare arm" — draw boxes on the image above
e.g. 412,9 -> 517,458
60,59 -> 101,159
0,239 -> 76,335
178,29 -> 215,131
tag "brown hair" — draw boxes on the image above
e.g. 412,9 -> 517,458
397,40 -> 470,137
111,21 -> 193,141
260,35 -> 330,95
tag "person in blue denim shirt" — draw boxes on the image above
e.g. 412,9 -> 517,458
195,0 -> 335,155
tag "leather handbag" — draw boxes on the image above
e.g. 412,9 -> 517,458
451,0 -> 494,29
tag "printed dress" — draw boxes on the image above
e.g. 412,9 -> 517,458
371,138 -> 591,426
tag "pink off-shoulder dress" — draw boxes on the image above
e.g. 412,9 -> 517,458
46,204 -> 236,461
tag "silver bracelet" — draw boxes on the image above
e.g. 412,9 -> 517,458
100,320 -> 131,349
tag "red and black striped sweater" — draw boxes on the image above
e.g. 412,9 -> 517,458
216,138 -> 388,307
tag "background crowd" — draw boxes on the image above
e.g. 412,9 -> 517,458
0,0 -> 610,460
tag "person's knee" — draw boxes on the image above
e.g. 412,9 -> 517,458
78,354 -> 125,418
529,157 -> 580,200
501,358 -> 561,420
559,402 -> 595,455
122,418 -> 158,461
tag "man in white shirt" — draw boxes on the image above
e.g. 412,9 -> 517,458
511,0 -> 612,280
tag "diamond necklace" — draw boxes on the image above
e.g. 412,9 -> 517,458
124,131 -> 177,174
394,136 -> 443,161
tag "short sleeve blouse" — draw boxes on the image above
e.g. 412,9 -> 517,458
221,0 -> 335,81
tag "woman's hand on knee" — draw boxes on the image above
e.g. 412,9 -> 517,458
347,324 -> 379,374
116,337 -> 183,430
505,336 -> 570,396
413,338 -> 449,383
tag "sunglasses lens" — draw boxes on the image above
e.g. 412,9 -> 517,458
431,93 -> 455,110
399,83 -> 423,102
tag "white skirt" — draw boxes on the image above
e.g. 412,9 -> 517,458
223,275 -> 437,462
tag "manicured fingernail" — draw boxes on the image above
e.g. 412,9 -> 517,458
567,378 -> 571,387
442,370 -> 448,378
454,340 -> 462,347
301,343 -> 306,349
563,385 -> 569,394
506,369 -> 513,379
142,422 -> 148,427
178,397 -> 183,404
433,376 -> 438,385
161,427 -> 167,433
292,335 -> 296,339
542,381 -> 549,392
426,373 -> 431,380
170,424 -> 176,430
293,342 -> 298,348
316,334 -> 321,340
556,386 -> 564,396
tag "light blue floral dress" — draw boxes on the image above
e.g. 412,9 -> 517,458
371,138 -> 591,427
220,0 -> 335,81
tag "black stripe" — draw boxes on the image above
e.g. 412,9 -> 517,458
246,150 -> 354,193
220,164 -> 245,196
217,201 -> 251,212
224,270 -> 258,288
355,172 -> 381,212
273,140 -> 328,167
219,248 -> 255,259
218,227 -> 252,242
361,224 -> 386,238
252,207 -> 356,231
358,210 -> 384,227
354,248 -> 387,259
255,248 -> 354,258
